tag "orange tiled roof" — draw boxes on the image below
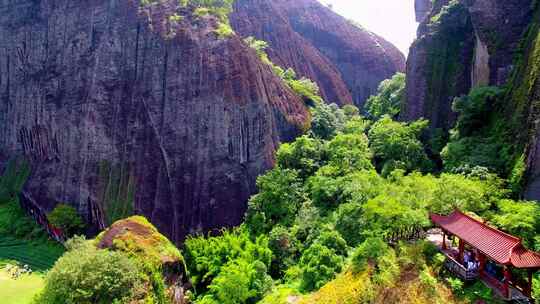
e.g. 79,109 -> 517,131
431,210 -> 540,269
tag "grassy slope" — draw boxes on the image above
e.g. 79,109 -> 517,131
0,270 -> 44,304
0,203 -> 64,304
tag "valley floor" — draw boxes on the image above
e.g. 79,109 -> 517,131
0,270 -> 44,304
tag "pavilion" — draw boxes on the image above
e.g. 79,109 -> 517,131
430,210 -> 540,301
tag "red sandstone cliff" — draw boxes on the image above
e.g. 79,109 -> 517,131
230,0 -> 406,108
0,0 -> 309,243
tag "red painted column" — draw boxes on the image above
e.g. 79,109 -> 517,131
442,232 -> 447,250
526,270 -> 533,298
478,253 -> 486,272
503,266 -> 512,299
458,239 -> 464,263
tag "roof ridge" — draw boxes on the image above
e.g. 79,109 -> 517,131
453,209 -> 521,243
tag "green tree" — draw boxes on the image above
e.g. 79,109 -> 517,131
334,203 -> 365,246
491,200 -> 540,247
47,204 -> 85,237
276,136 -> 328,180
313,229 -> 348,257
34,243 -> 143,304
440,86 -> 510,174
364,73 -> 406,119
268,226 -> 298,277
362,194 -> 429,238
310,103 -> 346,140
368,116 -> 432,174
203,259 -> 272,304
351,237 -> 389,272
184,228 -> 272,292
245,168 -> 305,234
430,174 -> 505,215
327,133 -> 374,173
299,243 -> 343,292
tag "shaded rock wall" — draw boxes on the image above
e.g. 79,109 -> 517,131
231,0 -> 406,108
415,0 -> 433,23
0,0 -> 309,243
403,0 -> 533,132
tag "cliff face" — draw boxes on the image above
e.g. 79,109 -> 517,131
403,0 -> 540,199
231,0 -> 406,108
0,0 -> 309,243
402,0 -> 533,131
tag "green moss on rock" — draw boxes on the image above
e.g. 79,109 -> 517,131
95,216 -> 188,303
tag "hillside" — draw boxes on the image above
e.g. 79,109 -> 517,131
0,0 -> 406,244
0,0 -> 310,243
0,0 -> 539,304
231,0 -> 405,107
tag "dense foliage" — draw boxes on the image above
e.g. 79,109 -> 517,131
364,72 -> 406,119
441,87 -> 511,175
368,117 -> 432,175
184,228 -> 272,303
183,74 -> 539,302
34,240 -> 144,304
48,204 -> 85,237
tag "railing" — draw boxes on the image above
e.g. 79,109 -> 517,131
384,226 -> 425,244
443,253 -> 478,281
480,271 -> 508,298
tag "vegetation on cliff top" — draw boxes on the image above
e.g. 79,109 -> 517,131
182,77 -> 539,302
140,0 -> 236,38
34,216 -> 187,304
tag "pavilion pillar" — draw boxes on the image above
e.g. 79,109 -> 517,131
458,239 -> 464,263
526,269 -> 534,298
503,266 -> 512,299
442,231 -> 447,250
478,253 -> 486,272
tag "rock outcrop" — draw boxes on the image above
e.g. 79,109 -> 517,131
231,0 -> 406,108
415,0 -> 433,23
402,0 -> 533,132
0,0 -> 309,243
403,0 -> 540,199
96,216 -> 189,303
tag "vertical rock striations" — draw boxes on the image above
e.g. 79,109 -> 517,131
0,0 -> 309,243
402,0 -> 533,132
404,0 -> 540,199
231,0 -> 406,108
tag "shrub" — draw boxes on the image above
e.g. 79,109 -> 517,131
419,269 -> 438,295
364,72 -> 406,119
446,277 -> 464,295
48,204 -> 85,237
310,103 -> 346,140
334,203 -> 365,247
245,168 -> 305,234
350,237 -> 389,273
34,243 -> 143,304
368,116 -> 432,174
268,226 -> 298,277
184,228 -> 272,292
299,243 -> 343,292
372,249 -> 400,286
204,259 -> 272,304
276,135 -> 328,180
